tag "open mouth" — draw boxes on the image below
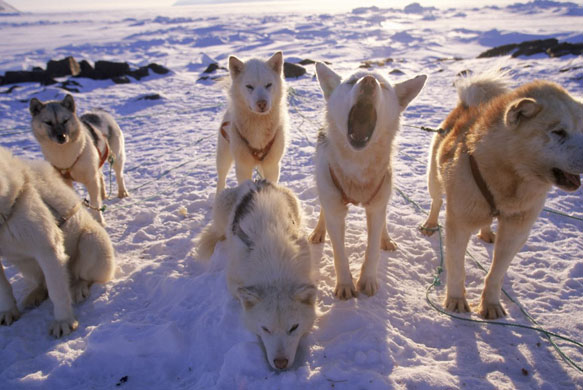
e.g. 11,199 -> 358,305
347,98 -> 376,149
552,168 -> 581,191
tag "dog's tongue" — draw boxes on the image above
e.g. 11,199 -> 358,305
565,172 -> 581,189
347,98 -> 376,148
553,168 -> 581,191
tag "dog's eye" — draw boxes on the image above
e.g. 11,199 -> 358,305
265,83 -> 272,89
261,326 -> 271,334
552,129 -> 567,139
44,121 -> 52,126
62,118 -> 69,124
288,324 -> 299,334
246,85 -> 254,91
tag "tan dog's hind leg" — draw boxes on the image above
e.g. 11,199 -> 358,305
478,214 -> 534,319
309,209 -> 326,244
421,137 -> 443,236
477,224 -> 496,243
443,215 -> 472,313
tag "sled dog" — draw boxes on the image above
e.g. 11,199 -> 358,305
421,74 -> 583,319
215,51 -> 288,193
0,147 -> 115,337
30,94 -> 129,224
309,62 -> 427,299
197,180 -> 317,371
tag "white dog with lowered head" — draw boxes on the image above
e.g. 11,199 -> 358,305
421,73 -> 583,319
0,147 -> 115,337
29,94 -> 129,224
215,51 -> 288,193
309,62 -> 427,299
197,180 -> 317,371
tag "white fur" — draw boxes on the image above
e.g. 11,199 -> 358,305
310,62 -> 426,299
0,147 -> 115,337
196,180 -> 316,370
215,51 -> 288,193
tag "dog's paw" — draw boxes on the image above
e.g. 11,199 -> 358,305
477,229 -> 496,244
72,280 -> 91,304
308,228 -> 325,244
118,189 -> 130,199
49,317 -> 79,338
356,275 -> 378,296
334,282 -> 357,300
419,221 -> 439,237
0,307 -> 21,326
444,295 -> 470,313
380,236 -> 397,251
23,286 -> 48,308
478,302 -> 507,319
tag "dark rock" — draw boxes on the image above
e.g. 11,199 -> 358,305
478,38 -> 582,59
283,62 -> 306,78
77,60 -> 95,78
94,61 -> 131,80
548,42 -> 583,57
511,38 -> 558,57
389,69 -> 404,75
129,67 -> 150,80
299,59 -> 316,65
1,85 -> 19,94
138,93 -> 162,101
1,70 -> 55,85
46,56 -> 81,77
203,63 -> 219,73
147,63 -> 170,74
478,43 -> 518,58
112,76 -> 131,84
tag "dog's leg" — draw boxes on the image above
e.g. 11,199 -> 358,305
380,224 -> 397,251
112,152 -> 129,198
421,135 -> 443,236
14,258 -> 48,307
357,206 -> 386,296
216,135 -> 233,193
235,160 -> 254,185
443,215 -> 472,313
323,203 -> 355,299
478,214 -> 534,319
309,208 -> 326,243
0,262 -> 20,325
261,161 -> 280,184
86,174 -> 105,225
99,171 -> 107,200
477,224 -> 496,243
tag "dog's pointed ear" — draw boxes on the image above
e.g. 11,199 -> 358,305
61,94 -> 76,113
293,284 -> 317,305
394,75 -> 427,111
504,98 -> 542,128
316,62 -> 341,101
29,98 -> 45,116
229,56 -> 245,79
237,286 -> 262,310
266,51 -> 283,75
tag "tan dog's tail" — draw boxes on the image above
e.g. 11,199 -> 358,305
456,71 -> 510,107
195,224 -> 225,260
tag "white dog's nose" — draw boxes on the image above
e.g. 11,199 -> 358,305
273,357 -> 288,370
359,75 -> 378,95
256,99 -> 268,112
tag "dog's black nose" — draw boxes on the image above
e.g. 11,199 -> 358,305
256,100 -> 267,112
56,134 -> 67,144
274,358 -> 288,370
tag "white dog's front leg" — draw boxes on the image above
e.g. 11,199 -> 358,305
357,205 -> 386,296
0,262 -> 20,325
443,214 -> 472,313
261,161 -> 280,184
309,208 -> 326,243
478,214 -> 534,319
87,174 -> 104,225
323,203 -> 354,299
235,160 -> 254,184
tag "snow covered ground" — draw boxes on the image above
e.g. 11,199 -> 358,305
0,1 -> 582,389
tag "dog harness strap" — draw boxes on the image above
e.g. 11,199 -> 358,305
46,201 -> 83,228
329,165 -> 386,206
468,154 -> 500,217
98,142 -> 109,169
52,143 -> 85,181
83,120 -> 110,169
234,124 -> 276,162
220,121 -> 230,142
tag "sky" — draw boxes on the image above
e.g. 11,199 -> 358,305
6,0 -> 527,13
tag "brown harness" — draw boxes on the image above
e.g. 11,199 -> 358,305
329,165 -> 386,206
53,137 -> 109,181
46,201 -> 83,228
220,121 -> 276,162
468,153 -> 500,217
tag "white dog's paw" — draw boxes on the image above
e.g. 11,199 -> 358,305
356,274 -> 378,296
49,317 -> 79,338
308,228 -> 326,244
444,295 -> 470,313
23,286 -> 48,308
419,221 -> 439,237
118,189 -> 130,199
478,301 -> 507,319
477,229 -> 496,244
334,281 -> 357,300
72,280 -> 91,304
380,236 -> 397,251
0,307 -> 21,326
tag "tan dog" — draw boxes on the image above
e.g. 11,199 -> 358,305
215,52 -> 288,193
30,94 -> 129,224
421,73 -> 583,319
309,63 -> 427,299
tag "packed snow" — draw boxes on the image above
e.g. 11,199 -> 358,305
0,1 -> 582,389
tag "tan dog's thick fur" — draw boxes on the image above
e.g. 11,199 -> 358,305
421,74 -> 583,319
0,147 -> 115,337
309,63 -> 427,299
30,94 -> 129,224
215,52 -> 288,193
197,180 -> 316,371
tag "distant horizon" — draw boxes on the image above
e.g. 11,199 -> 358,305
6,0 -> 537,13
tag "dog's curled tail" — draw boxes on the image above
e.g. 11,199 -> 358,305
195,225 -> 225,260
456,70 -> 510,107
